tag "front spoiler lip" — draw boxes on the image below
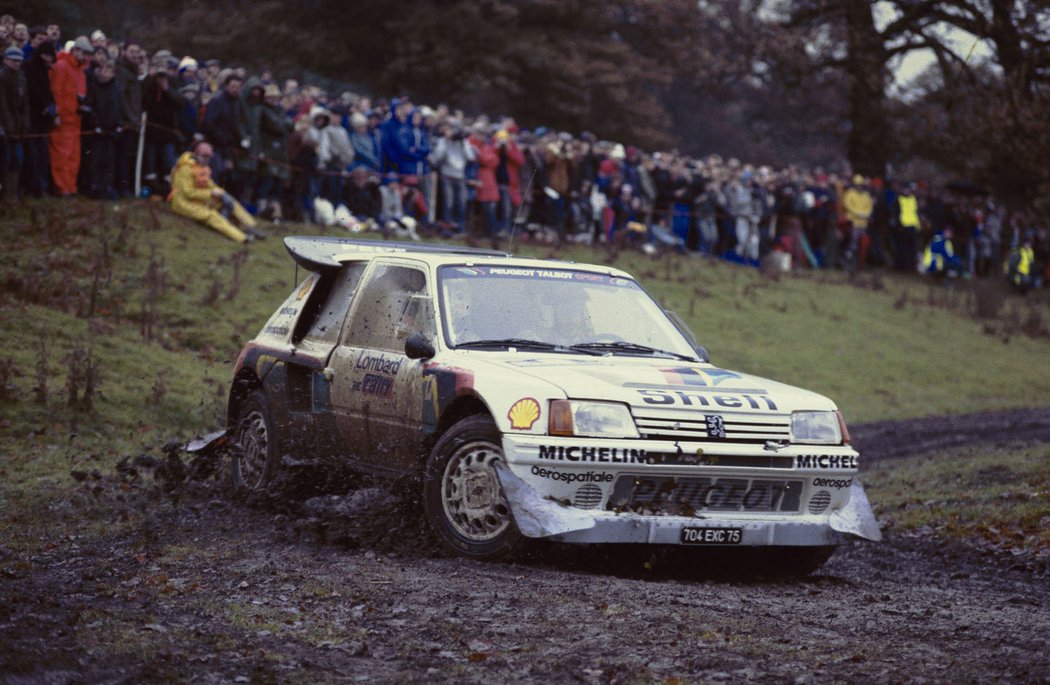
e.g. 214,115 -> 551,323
493,463 -> 882,545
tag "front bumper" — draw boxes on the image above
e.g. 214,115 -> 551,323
497,435 -> 881,546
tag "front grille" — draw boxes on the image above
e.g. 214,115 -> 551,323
608,475 -> 803,516
633,406 -> 790,444
645,453 -> 794,469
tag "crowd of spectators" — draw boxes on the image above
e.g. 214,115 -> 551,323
0,14 -> 1045,289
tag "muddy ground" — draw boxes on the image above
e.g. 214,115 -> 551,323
2,409 -> 1049,684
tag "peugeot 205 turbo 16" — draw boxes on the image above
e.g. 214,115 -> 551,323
226,237 -> 880,574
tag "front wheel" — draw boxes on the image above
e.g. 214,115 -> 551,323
231,391 -> 280,494
423,415 -> 522,560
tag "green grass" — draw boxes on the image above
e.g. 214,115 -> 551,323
865,443 -> 1050,555
1,198 -> 1048,556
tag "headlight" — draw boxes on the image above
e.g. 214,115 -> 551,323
549,400 -> 639,438
791,411 -> 845,445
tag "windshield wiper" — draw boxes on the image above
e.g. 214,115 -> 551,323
570,341 -> 696,361
456,338 -> 604,355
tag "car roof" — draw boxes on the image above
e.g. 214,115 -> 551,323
283,236 -> 632,278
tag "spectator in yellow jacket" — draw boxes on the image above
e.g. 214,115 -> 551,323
167,141 -> 265,243
842,175 -> 873,264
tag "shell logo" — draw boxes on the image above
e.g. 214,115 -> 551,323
508,397 -> 541,430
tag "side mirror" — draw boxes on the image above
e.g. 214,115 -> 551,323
405,332 -> 436,360
694,345 -> 710,363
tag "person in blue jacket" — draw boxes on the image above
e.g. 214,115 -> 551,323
923,225 -> 965,277
381,96 -> 428,177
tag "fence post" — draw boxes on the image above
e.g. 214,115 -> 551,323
134,112 -> 147,198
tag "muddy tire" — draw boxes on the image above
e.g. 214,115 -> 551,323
423,415 -> 522,560
231,391 -> 280,494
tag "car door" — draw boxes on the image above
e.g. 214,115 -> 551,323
283,261 -> 369,459
325,261 -> 436,476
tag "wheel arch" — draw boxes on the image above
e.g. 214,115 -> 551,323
421,394 -> 494,466
227,368 -> 263,427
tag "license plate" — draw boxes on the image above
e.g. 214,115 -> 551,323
680,527 -> 742,545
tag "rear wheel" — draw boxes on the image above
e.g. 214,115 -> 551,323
423,415 -> 522,560
231,391 -> 280,493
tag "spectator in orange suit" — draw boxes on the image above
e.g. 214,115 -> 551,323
48,36 -> 90,195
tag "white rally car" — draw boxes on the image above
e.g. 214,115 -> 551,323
227,237 -> 880,573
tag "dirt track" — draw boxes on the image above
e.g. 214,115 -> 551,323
851,407 -> 1050,463
2,409 -> 1049,684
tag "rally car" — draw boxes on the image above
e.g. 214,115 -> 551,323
227,237 -> 880,573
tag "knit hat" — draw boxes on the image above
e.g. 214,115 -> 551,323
3,46 -> 23,61
263,84 -> 280,98
598,159 -> 618,176
179,56 -> 198,72
72,36 -> 94,53
350,112 -> 367,128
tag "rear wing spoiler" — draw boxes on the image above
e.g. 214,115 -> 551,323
284,236 -> 508,273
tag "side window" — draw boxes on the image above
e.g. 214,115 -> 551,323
297,262 -> 368,345
345,265 -> 433,352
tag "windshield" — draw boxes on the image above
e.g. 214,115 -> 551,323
438,265 -> 697,358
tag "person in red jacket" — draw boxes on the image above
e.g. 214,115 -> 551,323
48,36 -> 90,195
470,129 -> 499,239
494,126 -> 526,234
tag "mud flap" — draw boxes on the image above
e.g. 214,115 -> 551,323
493,462 -> 597,538
829,481 -> 882,541
185,429 -> 229,454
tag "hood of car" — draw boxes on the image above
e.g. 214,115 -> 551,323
466,353 -> 836,415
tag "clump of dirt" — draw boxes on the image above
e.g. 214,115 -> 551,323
119,437 -> 441,559
291,487 -> 439,556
